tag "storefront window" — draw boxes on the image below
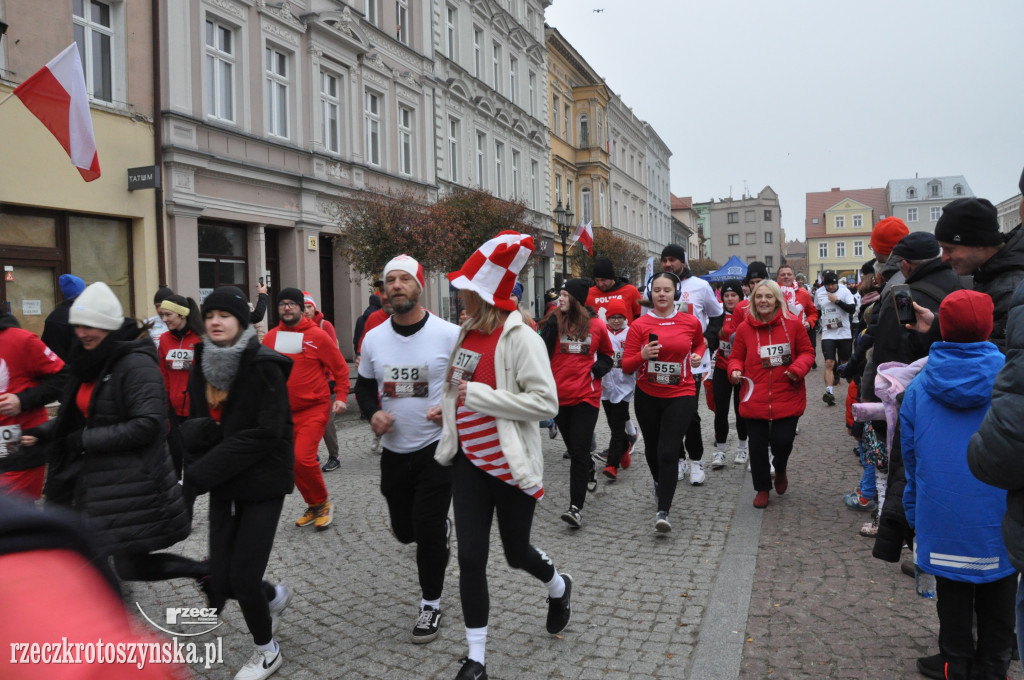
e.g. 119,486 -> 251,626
69,215 -> 131,313
198,222 -> 247,303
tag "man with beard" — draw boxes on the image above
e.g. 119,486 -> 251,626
263,287 -> 349,531
658,243 -> 724,485
776,265 -> 819,369
356,255 -> 460,644
813,271 -> 856,405
587,256 -> 642,320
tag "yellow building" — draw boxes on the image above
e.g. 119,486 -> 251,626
805,188 -> 887,281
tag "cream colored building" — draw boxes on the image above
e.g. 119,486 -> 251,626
805,187 -> 887,280
0,1 -> 160,334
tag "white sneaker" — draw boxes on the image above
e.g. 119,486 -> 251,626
734,447 -> 748,465
746,459 -> 751,473
268,584 -> 292,636
371,434 -> 383,454
689,460 -> 706,486
711,450 -> 727,470
234,647 -> 282,680
770,461 -> 776,478
677,459 -> 689,481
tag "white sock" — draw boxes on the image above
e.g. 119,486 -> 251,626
625,420 -> 637,437
737,440 -> 748,450
256,639 -> 279,655
421,598 -> 440,610
545,572 -> 566,599
827,386 -> 834,395
716,442 -> 727,452
466,626 -> 487,665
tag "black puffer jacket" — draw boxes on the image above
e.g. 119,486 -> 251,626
972,223 -> 1024,354
183,334 -> 294,501
35,323 -> 189,555
968,278 -> 1024,572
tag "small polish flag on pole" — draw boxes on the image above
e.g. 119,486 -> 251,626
4,44 -> 101,181
572,220 -> 594,256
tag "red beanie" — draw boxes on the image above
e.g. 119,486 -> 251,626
870,217 -> 910,257
603,299 -> 629,319
939,290 -> 993,343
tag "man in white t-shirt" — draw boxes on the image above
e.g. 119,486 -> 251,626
355,255 -> 460,645
814,270 -> 856,406
658,243 -> 724,485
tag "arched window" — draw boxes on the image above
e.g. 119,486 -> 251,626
580,188 -> 592,225
954,183 -> 963,196
907,187 -> 916,199
578,114 -> 589,148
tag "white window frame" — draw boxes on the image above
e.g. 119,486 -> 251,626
530,160 -> 538,210
204,17 -> 236,122
492,42 -> 501,91
448,118 -> 460,183
528,71 -> 536,116
907,207 -> 918,222
511,149 -> 520,199
835,215 -> 845,229
473,27 -> 482,78
396,0 -> 409,45
73,0 -> 121,104
398,105 -> 413,176
853,214 -> 863,228
819,241 -> 828,258
476,132 -> 486,189
365,0 -> 378,26
365,90 -> 382,167
599,184 -> 606,225
319,70 -> 342,154
728,234 -> 740,246
854,240 -> 864,257
836,241 -> 846,258
494,141 -> 504,196
509,56 -> 518,105
552,96 -> 560,135
264,46 -> 289,139
581,188 -> 592,225
554,172 -> 561,205
764,231 -> 772,244
930,206 -> 941,221
563,104 -> 570,143
445,5 -> 457,60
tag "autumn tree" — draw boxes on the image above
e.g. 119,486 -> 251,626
570,227 -> 646,282
332,188 -> 432,280
426,187 -> 539,272
687,258 -> 721,276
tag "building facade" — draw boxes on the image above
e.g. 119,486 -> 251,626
0,0 -> 160,335
606,91 -> 650,278
693,202 -> 711,259
670,194 -> 700,264
995,192 -> 1022,234
805,187 -> 887,279
886,175 -> 973,235
645,122 -> 672,265
704,187 -> 782,272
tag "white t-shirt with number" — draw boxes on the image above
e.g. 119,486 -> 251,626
358,314 -> 460,453
673,275 -> 723,376
814,286 -> 855,340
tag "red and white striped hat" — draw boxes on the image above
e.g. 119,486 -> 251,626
383,254 -> 425,291
302,291 -> 317,309
448,231 -> 534,312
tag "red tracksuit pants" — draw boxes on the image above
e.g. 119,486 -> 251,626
293,405 -> 329,506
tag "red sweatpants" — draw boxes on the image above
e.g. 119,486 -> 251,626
1,466 -> 46,500
293,406 -> 329,506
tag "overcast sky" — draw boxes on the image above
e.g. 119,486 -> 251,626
544,0 -> 1024,242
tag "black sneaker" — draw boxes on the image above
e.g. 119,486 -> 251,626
593,448 -> 609,464
321,457 -> 341,472
822,391 -> 836,406
454,657 -> 487,680
915,653 -> 944,680
560,506 -> 582,529
412,605 -> 441,644
546,573 -> 573,634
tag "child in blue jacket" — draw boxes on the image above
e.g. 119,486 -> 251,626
902,290 -> 1016,680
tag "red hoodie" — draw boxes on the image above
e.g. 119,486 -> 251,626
0,326 -> 64,430
157,328 -> 201,417
550,316 -> 614,407
264,317 -> 350,412
727,307 -> 814,421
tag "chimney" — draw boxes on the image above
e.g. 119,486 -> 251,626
831,187 -> 840,192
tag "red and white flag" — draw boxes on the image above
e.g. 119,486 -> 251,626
13,44 -> 101,181
572,220 -> 594,256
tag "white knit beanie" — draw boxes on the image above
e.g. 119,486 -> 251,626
70,282 -> 124,331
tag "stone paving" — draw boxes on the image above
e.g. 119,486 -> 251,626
130,353 -> 1023,679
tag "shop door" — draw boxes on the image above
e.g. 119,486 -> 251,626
0,262 -> 57,337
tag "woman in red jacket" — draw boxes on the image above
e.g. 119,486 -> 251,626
157,294 -> 204,477
727,280 -> 814,508
621,272 -> 705,533
711,279 -> 748,467
540,279 -> 613,529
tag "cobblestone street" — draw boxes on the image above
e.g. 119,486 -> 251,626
132,353 -> 1023,679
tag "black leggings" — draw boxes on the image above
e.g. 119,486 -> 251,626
601,399 -> 631,468
936,573 -> 1016,679
380,443 -> 453,601
207,495 -> 283,645
634,390 -> 697,513
746,417 -> 798,492
554,402 -> 600,509
453,452 -> 556,629
711,367 -> 747,444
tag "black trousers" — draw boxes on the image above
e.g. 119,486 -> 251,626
452,452 -> 556,629
113,551 -> 207,582
554,402 -> 600,509
380,442 -> 453,602
746,417 -> 798,492
207,495 -> 283,645
601,399 -> 631,468
711,366 -> 747,444
634,390 -> 697,513
936,573 -> 1017,680
682,375 -> 705,460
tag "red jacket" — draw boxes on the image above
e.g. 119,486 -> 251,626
715,306 -> 744,370
550,316 -> 614,407
157,328 -> 201,417
264,317 -> 350,412
622,311 -> 706,398
587,284 -> 642,320
727,307 -> 814,421
0,326 -> 64,430
358,308 -> 389,352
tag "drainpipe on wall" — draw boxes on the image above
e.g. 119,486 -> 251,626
152,0 -> 167,286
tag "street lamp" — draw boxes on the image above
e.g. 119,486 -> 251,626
554,199 -> 574,283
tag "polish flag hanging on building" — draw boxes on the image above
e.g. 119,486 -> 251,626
12,44 -> 101,181
572,221 -> 594,255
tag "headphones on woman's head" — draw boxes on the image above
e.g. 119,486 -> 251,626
645,271 -> 683,302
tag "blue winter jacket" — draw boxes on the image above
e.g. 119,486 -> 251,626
901,340 -> 1013,583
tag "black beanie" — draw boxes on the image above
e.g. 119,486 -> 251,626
201,286 -> 251,329
661,243 -> 687,262
277,287 -> 305,308
891,231 -> 940,260
934,198 -> 1002,247
562,278 -> 590,306
822,271 -> 838,285
592,257 -> 615,280
153,286 -> 174,306
861,258 -> 876,275
720,279 -> 743,298
745,261 -> 768,284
